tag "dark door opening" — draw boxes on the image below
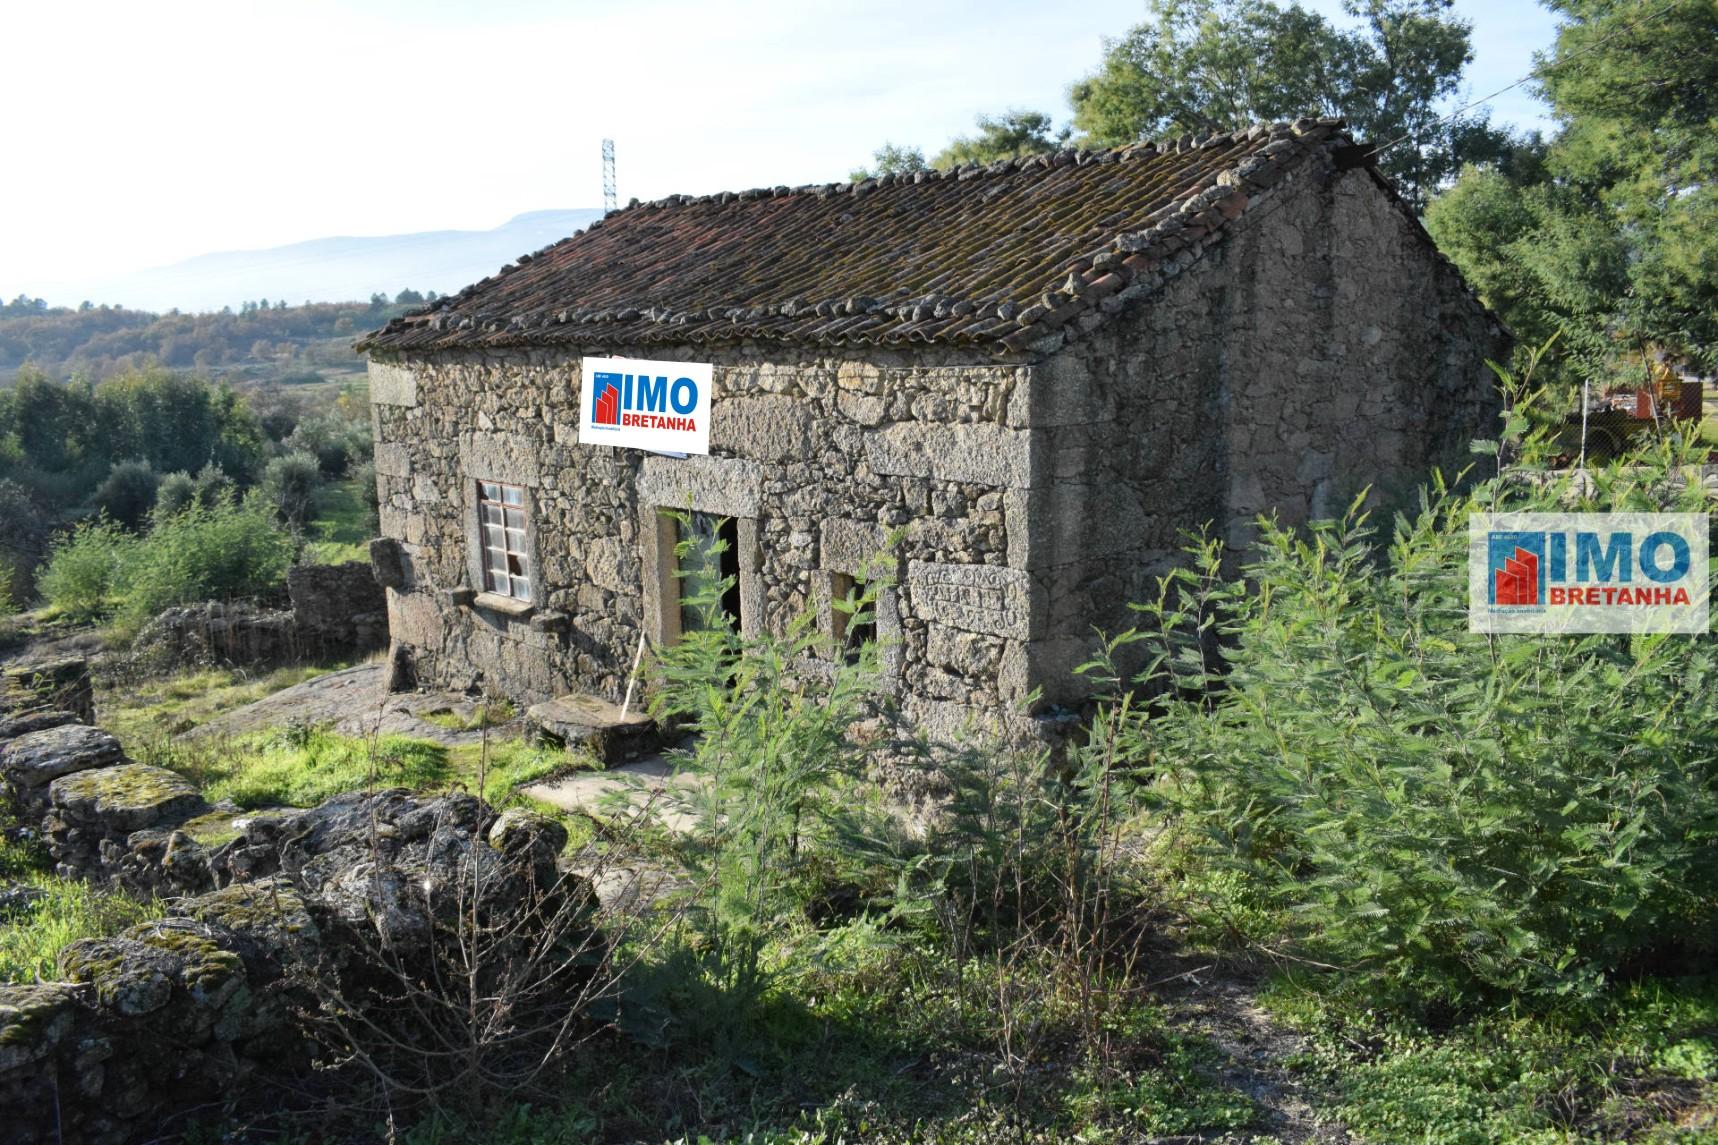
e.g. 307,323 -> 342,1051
677,512 -> 743,635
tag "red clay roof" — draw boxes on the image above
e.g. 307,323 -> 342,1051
359,118 -> 1352,358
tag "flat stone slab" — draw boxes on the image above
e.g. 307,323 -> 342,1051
1,723 -> 125,789
48,763 -> 207,833
186,663 -> 526,747
0,709 -> 79,743
526,694 -> 658,764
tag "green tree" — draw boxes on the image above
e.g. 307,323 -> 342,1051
258,451 -> 322,529
849,142 -> 928,182
91,460 -> 160,530
1427,0 -> 1717,378
932,110 -> 1069,168
1070,0 -> 1507,204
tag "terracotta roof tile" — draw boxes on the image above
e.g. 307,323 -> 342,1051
359,118 -> 1350,358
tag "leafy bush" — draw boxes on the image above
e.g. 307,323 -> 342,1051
1116,412 -> 1718,1004
285,408 -> 373,477
258,450 -> 322,529
37,517 -> 137,621
111,498 -> 294,638
153,470 -> 198,517
91,459 -> 159,529
155,462 -> 236,517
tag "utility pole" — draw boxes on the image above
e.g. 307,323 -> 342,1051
601,139 -> 616,216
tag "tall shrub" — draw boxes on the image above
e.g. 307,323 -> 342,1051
37,518 -> 137,622
112,498 -> 294,638
1113,414 -> 1718,1004
647,519 -> 887,1036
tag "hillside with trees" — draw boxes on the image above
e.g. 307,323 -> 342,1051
0,292 -> 429,385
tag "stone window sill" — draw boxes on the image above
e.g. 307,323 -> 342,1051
472,591 -> 534,619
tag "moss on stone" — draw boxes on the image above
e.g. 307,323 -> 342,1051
49,763 -> 205,831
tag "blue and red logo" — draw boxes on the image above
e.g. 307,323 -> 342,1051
1471,513 -> 1707,633
1488,530 -> 1545,608
589,370 -> 700,432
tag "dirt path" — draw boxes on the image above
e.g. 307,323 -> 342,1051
1154,960 -> 1354,1143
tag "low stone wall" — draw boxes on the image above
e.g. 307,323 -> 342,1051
128,560 -> 388,673
0,706 -> 585,1143
287,560 -> 388,653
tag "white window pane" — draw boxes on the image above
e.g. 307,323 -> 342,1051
504,508 -> 525,531
480,481 -> 500,501
482,505 -> 502,526
514,579 -> 531,602
502,486 -> 524,506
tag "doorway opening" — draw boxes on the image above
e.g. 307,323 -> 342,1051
676,511 -> 742,635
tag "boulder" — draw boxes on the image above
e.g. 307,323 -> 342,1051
526,693 -> 659,764
60,919 -> 247,1024
47,763 -> 206,835
1,724 -> 125,813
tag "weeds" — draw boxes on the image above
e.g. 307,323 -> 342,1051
0,873 -> 162,982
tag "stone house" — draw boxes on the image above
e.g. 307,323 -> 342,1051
358,118 -> 1504,741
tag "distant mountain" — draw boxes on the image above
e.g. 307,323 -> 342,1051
36,209 -> 603,315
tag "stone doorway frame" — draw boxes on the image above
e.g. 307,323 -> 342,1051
637,455 -> 766,647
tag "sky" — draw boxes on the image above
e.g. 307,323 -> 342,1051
2,0 -> 1562,307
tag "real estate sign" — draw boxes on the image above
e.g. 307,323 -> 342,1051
579,356 -> 712,456
1469,512 -> 1709,633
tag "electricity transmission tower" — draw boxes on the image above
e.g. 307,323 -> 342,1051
601,139 -> 616,215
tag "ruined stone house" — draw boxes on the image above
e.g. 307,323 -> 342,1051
357,118 -> 1504,741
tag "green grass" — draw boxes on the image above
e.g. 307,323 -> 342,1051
302,475 -> 374,565
161,725 -> 570,810
102,662 -> 345,753
420,699 -> 517,732
1262,973 -> 1718,1142
0,873 -> 162,982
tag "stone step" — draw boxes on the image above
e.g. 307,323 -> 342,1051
525,694 -> 658,765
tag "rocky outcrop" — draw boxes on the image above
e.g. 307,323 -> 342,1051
0,784 -> 591,1144
129,601 -> 298,672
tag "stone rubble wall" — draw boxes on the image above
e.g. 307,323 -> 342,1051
2,658 -> 94,726
1026,157 -> 1504,699
371,346 -> 1036,742
0,695 -> 581,1144
128,561 -> 387,673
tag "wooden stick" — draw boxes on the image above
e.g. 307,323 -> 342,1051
619,629 -> 647,719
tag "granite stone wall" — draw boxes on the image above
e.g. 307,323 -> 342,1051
370,346 -> 1036,741
1025,156 -> 1503,699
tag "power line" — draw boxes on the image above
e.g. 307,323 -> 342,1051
1369,0 -> 1689,160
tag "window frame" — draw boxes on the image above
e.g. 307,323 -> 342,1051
476,479 -> 533,602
